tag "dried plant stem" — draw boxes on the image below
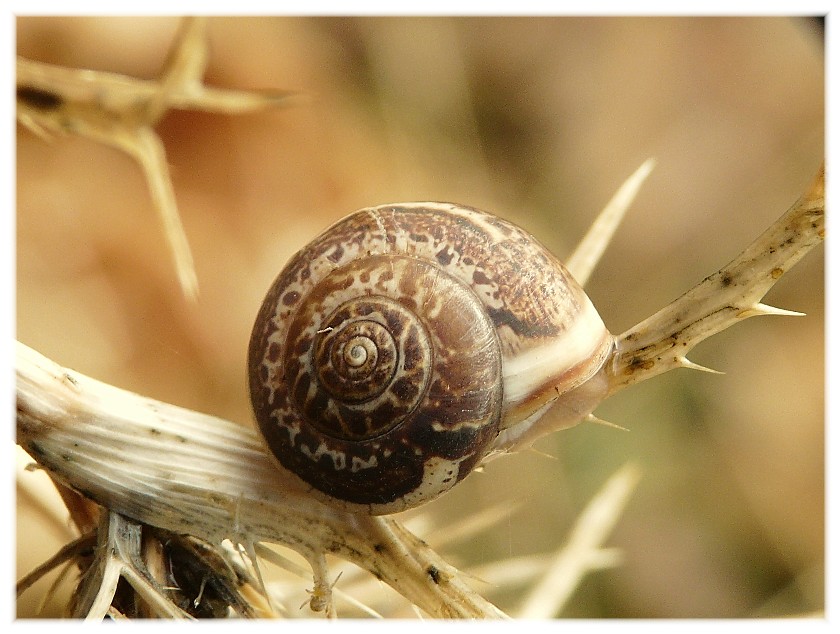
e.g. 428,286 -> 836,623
72,512 -> 191,619
518,463 -> 640,618
16,164 -> 824,618
15,532 -> 96,598
606,166 -> 825,393
15,342 -> 503,618
16,17 -> 302,300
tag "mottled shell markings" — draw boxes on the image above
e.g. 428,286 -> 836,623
248,202 -> 612,514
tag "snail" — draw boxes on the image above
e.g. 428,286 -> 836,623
248,202 -> 615,514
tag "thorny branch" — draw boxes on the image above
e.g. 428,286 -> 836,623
16,17 -> 301,300
16,342 -> 505,618
606,167 -> 825,393
16,163 -> 824,617
16,16 -> 825,620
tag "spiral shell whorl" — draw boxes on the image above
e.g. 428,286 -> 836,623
249,202 -> 612,513
249,235 -> 504,512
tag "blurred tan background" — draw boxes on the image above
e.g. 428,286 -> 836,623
16,16 -> 823,618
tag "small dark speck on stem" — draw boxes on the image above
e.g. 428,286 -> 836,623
427,565 -> 441,584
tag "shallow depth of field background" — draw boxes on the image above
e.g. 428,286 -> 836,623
16,16 -> 824,618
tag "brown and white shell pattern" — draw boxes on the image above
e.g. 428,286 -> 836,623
248,202 -> 613,513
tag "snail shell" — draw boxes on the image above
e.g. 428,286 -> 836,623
248,202 -> 613,514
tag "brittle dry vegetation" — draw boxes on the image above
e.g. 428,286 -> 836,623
16,16 -> 823,618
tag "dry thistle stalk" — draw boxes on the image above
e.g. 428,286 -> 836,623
16,16 -> 824,620
16,17 -> 300,300
16,164 -> 824,618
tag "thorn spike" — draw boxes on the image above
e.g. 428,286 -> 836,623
584,414 -> 630,432
565,158 -> 656,285
677,357 -> 724,375
526,446 -> 559,460
738,303 -> 806,319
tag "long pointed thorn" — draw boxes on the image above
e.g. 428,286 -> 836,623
565,157 -> 656,286
584,414 -> 630,432
146,18 -> 209,122
677,357 -> 724,375
738,303 -> 806,319
525,446 -> 559,460
161,17 -> 209,87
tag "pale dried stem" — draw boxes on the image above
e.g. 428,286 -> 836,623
16,163 -> 824,618
606,166 -> 825,393
16,17 -> 302,300
256,544 -> 384,617
15,342 -> 504,618
16,16 -> 824,616
518,463 -> 640,618
15,532 -> 96,598
494,165 -> 825,456
72,512 -> 191,619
